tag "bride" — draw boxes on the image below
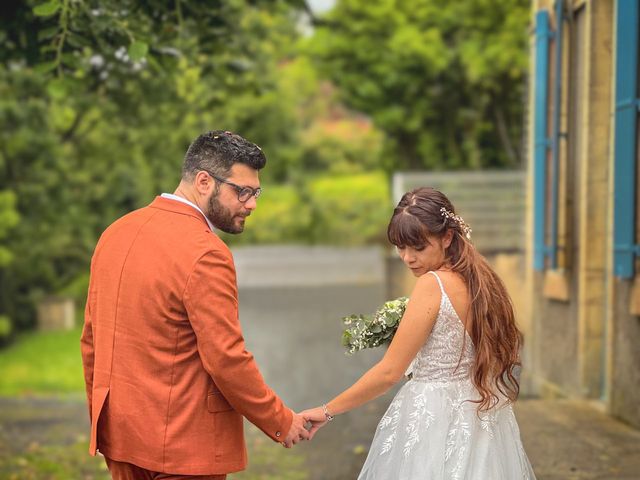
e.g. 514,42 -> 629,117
302,187 -> 536,479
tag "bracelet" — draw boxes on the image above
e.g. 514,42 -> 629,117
322,403 -> 334,422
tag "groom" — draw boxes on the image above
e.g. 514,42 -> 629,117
80,130 -> 310,479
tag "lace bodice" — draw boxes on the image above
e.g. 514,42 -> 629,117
410,271 -> 475,383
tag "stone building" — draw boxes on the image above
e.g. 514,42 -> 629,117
526,0 -> 640,428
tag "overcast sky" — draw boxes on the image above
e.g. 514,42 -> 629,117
307,0 -> 335,13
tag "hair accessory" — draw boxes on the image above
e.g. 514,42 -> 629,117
440,207 -> 472,240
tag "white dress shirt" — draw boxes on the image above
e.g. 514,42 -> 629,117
160,193 -> 215,232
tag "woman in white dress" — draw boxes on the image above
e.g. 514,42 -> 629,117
302,187 -> 536,479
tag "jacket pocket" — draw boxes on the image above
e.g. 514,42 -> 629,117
207,391 -> 233,413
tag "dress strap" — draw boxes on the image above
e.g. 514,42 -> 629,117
427,270 -> 445,296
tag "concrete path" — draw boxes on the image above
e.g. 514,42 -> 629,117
2,396 -> 639,479
514,399 -> 640,480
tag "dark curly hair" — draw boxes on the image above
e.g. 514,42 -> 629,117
182,130 -> 266,180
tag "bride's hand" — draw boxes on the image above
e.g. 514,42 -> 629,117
300,407 -> 328,440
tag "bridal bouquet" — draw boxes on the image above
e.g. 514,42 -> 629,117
342,297 -> 409,354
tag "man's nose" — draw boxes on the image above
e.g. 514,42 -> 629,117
244,195 -> 258,211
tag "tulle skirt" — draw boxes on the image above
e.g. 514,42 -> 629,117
358,379 -> 537,480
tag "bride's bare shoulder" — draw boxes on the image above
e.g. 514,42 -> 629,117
434,270 -> 470,319
433,269 -> 466,291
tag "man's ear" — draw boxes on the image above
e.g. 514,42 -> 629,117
194,171 -> 212,195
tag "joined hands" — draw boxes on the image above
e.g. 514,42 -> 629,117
281,407 -> 330,448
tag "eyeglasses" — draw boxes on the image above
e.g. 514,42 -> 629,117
204,171 -> 262,203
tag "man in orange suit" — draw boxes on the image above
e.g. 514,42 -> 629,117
81,130 -> 311,479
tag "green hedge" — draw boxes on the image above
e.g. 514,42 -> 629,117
224,171 -> 391,246
231,184 -> 312,245
307,171 -> 390,245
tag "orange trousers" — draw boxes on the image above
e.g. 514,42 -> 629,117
105,457 -> 227,480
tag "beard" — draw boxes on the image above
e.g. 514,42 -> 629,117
206,191 -> 247,234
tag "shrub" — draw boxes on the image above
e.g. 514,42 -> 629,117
307,172 -> 390,245
224,184 -> 312,245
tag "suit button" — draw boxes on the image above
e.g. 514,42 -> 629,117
275,431 -> 281,437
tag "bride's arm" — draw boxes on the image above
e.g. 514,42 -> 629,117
302,273 -> 442,433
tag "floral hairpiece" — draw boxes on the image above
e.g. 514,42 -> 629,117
440,207 -> 472,240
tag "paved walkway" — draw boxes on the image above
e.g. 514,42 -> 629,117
1,394 -> 639,479
294,396 -> 640,479
515,399 -> 640,480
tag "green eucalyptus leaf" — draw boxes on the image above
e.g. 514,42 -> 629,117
384,315 -> 397,326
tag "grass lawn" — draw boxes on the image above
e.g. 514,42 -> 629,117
0,437 -> 111,480
233,425 -> 308,480
0,327 -> 85,395
0,420 -> 307,480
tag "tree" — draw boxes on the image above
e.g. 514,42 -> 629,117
0,0 -> 305,330
306,0 -> 529,170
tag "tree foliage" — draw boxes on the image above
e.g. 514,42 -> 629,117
0,0 -> 529,335
0,0 -> 307,330
306,0 -> 529,170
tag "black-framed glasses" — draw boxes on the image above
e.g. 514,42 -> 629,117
204,171 -> 262,202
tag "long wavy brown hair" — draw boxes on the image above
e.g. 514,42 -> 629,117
388,187 -> 522,411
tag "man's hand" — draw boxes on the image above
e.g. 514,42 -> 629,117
300,407 -> 329,440
281,412 -> 310,448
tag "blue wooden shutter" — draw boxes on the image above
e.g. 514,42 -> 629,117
613,0 -> 640,278
534,11 -> 551,270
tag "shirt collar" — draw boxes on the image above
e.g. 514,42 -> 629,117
160,193 -> 215,231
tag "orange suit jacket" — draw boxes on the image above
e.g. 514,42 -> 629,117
80,196 -> 293,475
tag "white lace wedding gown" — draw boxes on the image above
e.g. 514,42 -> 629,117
358,271 -> 536,479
